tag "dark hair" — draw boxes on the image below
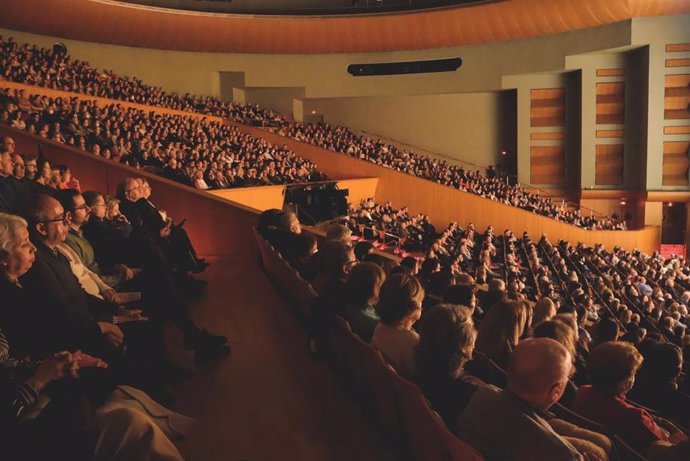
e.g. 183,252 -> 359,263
588,341 -> 643,394
53,188 -> 81,211
595,317 -> 620,343
257,209 -> 283,237
640,341 -> 682,383
318,242 -> 353,278
419,257 -> 440,282
376,273 -> 424,325
426,270 -> 455,297
354,240 -> 374,261
345,262 -> 386,306
416,304 -> 477,381
82,190 -> 103,207
444,283 -> 477,307
292,233 -> 317,259
19,193 -> 56,226
400,256 -> 418,272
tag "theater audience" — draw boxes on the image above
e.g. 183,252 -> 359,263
629,340 -> 690,429
0,89 -> 325,192
573,341 -> 689,458
0,212 -> 190,460
415,303 -> 478,427
474,299 -> 530,370
0,35 -> 625,228
533,296 -> 557,325
342,262 -> 385,342
371,273 -> 424,379
455,338 -> 605,461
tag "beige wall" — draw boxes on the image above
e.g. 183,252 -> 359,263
244,87 -> 306,118
302,91 -> 515,166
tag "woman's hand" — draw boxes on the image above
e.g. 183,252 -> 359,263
72,350 -> 108,369
115,307 -> 149,323
97,322 -> 125,348
25,351 -> 79,392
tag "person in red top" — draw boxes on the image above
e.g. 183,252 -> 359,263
572,341 -> 689,458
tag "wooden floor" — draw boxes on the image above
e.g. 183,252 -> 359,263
166,255 -> 397,461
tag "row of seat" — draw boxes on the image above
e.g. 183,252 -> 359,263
252,229 -> 484,461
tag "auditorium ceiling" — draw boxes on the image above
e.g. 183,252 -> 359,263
119,0 -> 495,15
0,0 -> 688,54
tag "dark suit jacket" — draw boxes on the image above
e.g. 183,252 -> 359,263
18,242 -> 113,357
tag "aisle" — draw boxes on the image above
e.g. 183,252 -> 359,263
169,256 -> 396,461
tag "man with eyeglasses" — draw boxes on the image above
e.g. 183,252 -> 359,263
57,189 -> 135,289
15,194 -> 125,361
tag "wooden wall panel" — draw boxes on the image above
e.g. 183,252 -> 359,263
595,144 -> 624,185
596,69 -> 625,77
1,0 -> 689,54
666,59 -> 690,68
596,130 -> 625,138
662,141 -> 690,186
596,82 -> 625,125
530,132 -> 565,140
666,44 -> 690,52
664,126 -> 690,135
530,88 -> 565,128
530,146 -> 564,184
664,74 -> 690,120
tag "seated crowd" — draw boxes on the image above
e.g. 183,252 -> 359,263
259,208 -> 690,461
0,136 -> 231,459
0,88 -> 325,191
0,35 -> 625,230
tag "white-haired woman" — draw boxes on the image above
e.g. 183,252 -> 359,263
0,212 -> 188,460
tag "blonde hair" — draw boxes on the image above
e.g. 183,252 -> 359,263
105,196 -> 121,219
476,300 -> 528,363
0,212 -> 28,260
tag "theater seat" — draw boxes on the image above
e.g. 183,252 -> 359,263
388,370 -> 484,461
356,337 -> 404,442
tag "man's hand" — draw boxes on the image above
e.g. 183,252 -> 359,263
113,264 -> 134,281
102,289 -> 120,304
97,322 -> 125,348
160,223 -> 172,238
115,307 -> 148,323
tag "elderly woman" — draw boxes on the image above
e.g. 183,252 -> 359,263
415,303 -> 478,428
0,212 -> 188,460
573,341 -> 689,458
372,273 -> 425,379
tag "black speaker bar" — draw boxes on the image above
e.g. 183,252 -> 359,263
347,57 -> 462,77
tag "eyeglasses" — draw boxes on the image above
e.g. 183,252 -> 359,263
71,204 -> 90,212
38,214 -> 68,224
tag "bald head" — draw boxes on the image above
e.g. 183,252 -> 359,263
21,194 -> 68,248
507,338 -> 572,410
